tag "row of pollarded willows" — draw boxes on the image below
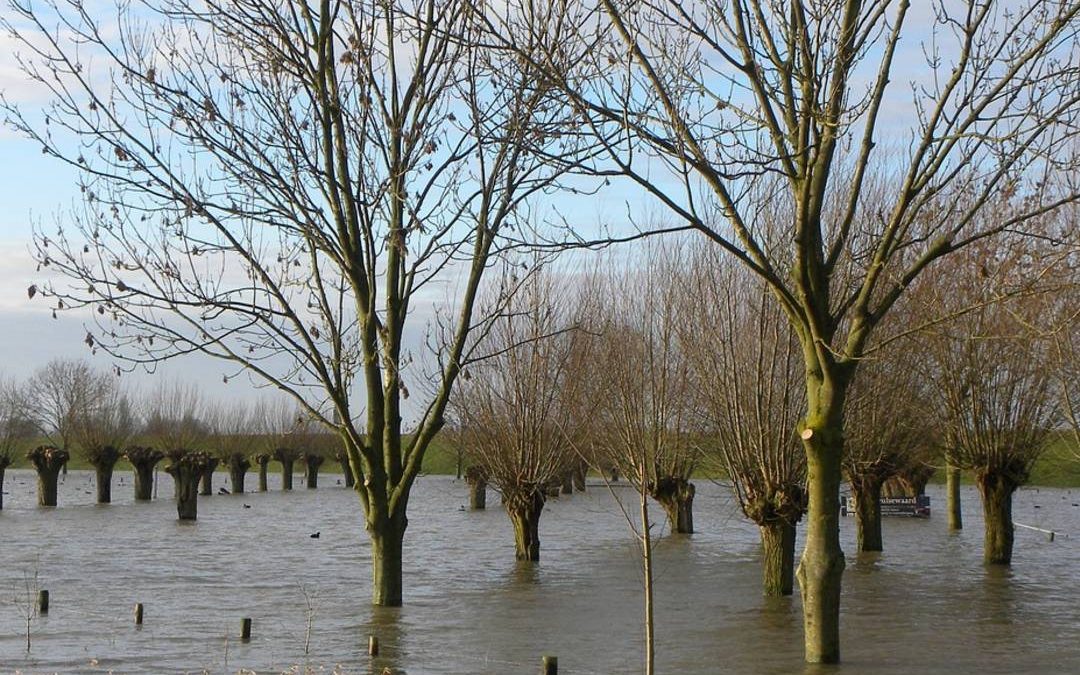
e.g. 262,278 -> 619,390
448,234 -> 1079,590
0,375 -> 352,518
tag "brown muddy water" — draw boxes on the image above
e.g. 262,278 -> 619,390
1,470 -> 1078,674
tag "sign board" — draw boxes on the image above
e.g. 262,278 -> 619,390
841,495 -> 930,518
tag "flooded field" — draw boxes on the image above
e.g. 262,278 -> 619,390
1,470 -> 1078,674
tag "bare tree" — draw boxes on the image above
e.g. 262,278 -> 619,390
208,402 -> 256,495
488,0 -> 1080,660
451,270 -> 590,561
145,382 -> 211,519
922,242 -> 1068,564
681,251 -> 806,595
590,248 -> 701,535
69,371 -> 136,503
7,0 -> 585,605
843,333 -> 933,553
0,377 -> 36,510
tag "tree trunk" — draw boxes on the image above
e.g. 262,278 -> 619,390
257,458 -> 269,492
28,447 -> 69,508
640,484 -> 655,675
0,465 -> 7,510
504,490 -> 545,561
280,459 -> 294,490
94,463 -> 116,504
229,465 -> 247,494
337,454 -> 355,487
851,475 -> 884,553
561,470 -> 574,494
132,462 -> 155,501
654,479 -> 695,534
369,512 -> 408,606
977,470 -> 1017,565
797,420 -> 846,664
572,463 -> 587,492
166,452 -> 209,521
760,520 -> 797,596
199,458 -> 219,496
468,479 -> 486,510
175,471 -> 199,520
304,456 -> 324,488
947,463 -> 962,531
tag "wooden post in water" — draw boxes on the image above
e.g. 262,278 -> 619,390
37,590 -> 49,614
240,617 -> 252,641
541,655 -> 558,674
134,603 -> 144,625
368,634 -> 379,656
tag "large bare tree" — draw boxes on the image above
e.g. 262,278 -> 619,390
0,377 -> 36,511
922,241 -> 1070,564
589,247 -> 702,535
69,370 -> 136,504
451,270 -> 591,561
488,0 -> 1080,660
6,0 -> 583,604
682,250 -> 807,595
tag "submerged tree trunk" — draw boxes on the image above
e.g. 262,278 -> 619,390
336,452 -> 355,487
977,470 -> 1018,565
255,455 -> 269,492
304,455 -> 324,489
465,466 -> 487,510
27,446 -> 69,508
0,461 -> 8,510
166,451 -> 209,521
850,474 -> 885,553
561,470 -> 574,495
760,520 -> 798,596
504,489 -> 545,561
227,455 -> 250,494
947,463 -> 963,531
277,456 -> 295,490
199,457 -> 220,496
652,478 -> 695,534
127,447 -> 164,501
572,462 -> 587,492
89,446 -> 122,504
369,511 -> 408,607
796,392 -> 847,665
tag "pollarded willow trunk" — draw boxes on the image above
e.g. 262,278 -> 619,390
504,489 -> 546,562
254,455 -> 270,492
0,459 -> 9,510
199,457 -> 220,496
946,463 -> 962,531
336,452 -> 355,488
227,455 -> 250,494
27,446 -> 70,508
760,520 -> 798,596
797,389 -> 848,665
561,470 -> 574,494
572,462 -> 587,492
274,449 -> 297,491
126,446 -> 164,501
166,451 -> 209,521
652,478 -> 695,534
304,454 -> 324,489
976,469 -> 1019,565
465,466 -> 487,510
369,510 -> 408,607
850,474 -> 885,553
89,446 -> 123,504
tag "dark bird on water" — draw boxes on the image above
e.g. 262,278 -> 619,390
218,487 -> 230,495
310,532 -> 321,539
243,504 -> 251,509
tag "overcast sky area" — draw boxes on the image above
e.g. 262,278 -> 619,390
0,2 -> 947,417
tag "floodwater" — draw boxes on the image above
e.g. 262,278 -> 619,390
1,469 -> 1078,674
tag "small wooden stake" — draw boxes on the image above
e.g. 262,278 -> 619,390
240,617 -> 252,641
541,655 -> 558,674
134,603 -> 144,625
38,590 -> 49,614
368,634 -> 379,656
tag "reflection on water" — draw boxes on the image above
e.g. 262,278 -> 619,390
1,470 -> 1079,673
